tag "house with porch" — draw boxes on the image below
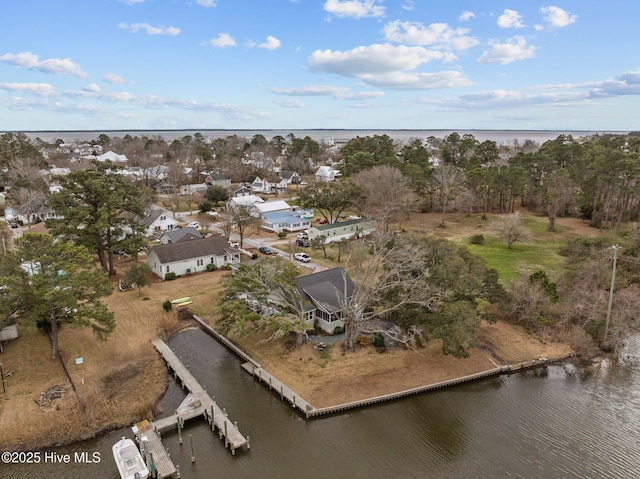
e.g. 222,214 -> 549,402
308,217 -> 376,244
296,267 -> 355,334
147,236 -> 240,279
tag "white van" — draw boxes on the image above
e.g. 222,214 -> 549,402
297,231 -> 309,240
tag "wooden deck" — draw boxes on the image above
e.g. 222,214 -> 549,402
152,339 -> 248,453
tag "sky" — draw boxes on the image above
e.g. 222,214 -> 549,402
1,0 -> 638,132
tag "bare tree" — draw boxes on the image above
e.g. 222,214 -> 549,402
491,212 -> 533,249
339,232 -> 443,351
429,165 -> 466,227
228,205 -> 260,248
351,165 -> 417,232
544,169 -> 575,232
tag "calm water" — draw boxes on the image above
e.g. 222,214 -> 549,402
4,328 -> 640,479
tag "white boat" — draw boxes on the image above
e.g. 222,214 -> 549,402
112,437 -> 150,479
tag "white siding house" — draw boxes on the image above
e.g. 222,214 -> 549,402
147,236 -> 240,278
140,208 -> 179,238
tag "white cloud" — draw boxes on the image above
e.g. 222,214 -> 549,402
208,33 -> 236,48
383,20 -> 478,51
358,71 -> 473,90
275,99 -> 306,108
459,11 -> 475,22
497,9 -> 524,29
539,6 -> 577,28
118,23 -> 181,36
401,1 -> 414,11
271,85 -> 384,100
585,68 -> 640,97
323,0 -> 385,19
196,0 -> 217,6
309,44 -> 445,77
258,36 -> 282,50
0,52 -> 87,77
0,82 -> 57,97
477,36 -> 537,65
83,83 -> 101,93
103,73 -> 130,84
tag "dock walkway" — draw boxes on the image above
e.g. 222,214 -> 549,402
151,339 -> 248,453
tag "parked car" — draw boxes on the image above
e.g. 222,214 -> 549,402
259,246 -> 275,255
186,221 -> 200,229
9,222 -> 18,229
228,241 -> 239,248
294,252 -> 311,263
296,238 -> 310,247
297,231 -> 308,239
318,218 -> 328,224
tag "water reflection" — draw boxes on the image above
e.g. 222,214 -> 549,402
5,327 -> 640,479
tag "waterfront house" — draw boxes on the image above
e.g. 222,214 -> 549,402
296,267 -> 355,334
147,236 -> 240,278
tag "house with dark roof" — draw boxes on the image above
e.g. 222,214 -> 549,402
147,236 -> 240,278
139,208 -> 179,238
296,267 -> 355,333
280,170 -> 302,185
159,227 -> 203,244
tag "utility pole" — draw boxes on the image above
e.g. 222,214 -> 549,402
604,244 -> 620,348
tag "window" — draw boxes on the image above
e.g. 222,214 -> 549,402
196,259 -> 204,266
166,266 -> 170,272
160,215 -> 166,221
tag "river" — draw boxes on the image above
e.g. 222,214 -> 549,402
4,328 -> 640,479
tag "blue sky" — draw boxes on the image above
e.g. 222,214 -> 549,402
1,0 -> 638,131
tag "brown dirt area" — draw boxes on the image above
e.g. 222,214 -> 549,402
0,211 -> 599,450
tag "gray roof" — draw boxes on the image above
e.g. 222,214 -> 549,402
140,208 -> 164,227
163,227 -> 203,243
297,267 -> 355,312
149,236 -> 236,264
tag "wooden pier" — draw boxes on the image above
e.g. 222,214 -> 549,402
151,339 -> 249,454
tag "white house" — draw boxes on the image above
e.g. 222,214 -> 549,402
308,218 -> 376,244
179,183 -> 209,195
280,170 -> 302,185
227,195 -> 265,216
147,236 -> 240,278
140,208 -> 179,238
96,151 -> 129,166
315,166 -> 341,182
253,200 -> 292,217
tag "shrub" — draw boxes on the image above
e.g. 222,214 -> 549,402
164,272 -> 176,281
470,234 -> 485,245
372,332 -> 385,348
277,231 -> 287,239
356,334 -> 371,346
162,300 -> 173,312
206,263 -> 217,272
333,326 -> 344,335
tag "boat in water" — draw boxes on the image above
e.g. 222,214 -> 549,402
112,437 -> 149,479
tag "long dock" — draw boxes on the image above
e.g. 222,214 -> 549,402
151,339 -> 249,454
